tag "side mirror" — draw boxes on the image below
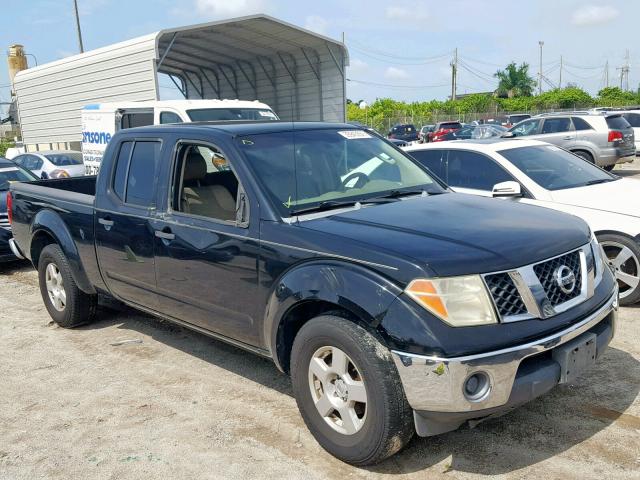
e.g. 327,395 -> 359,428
501,131 -> 515,138
41,171 -> 48,179
492,181 -> 522,198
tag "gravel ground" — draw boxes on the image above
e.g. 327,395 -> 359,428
1,161 -> 639,480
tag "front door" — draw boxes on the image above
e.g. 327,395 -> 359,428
152,141 -> 261,346
95,139 -> 161,308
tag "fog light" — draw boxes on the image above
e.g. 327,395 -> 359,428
463,372 -> 491,401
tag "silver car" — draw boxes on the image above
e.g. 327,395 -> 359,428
506,112 -> 635,170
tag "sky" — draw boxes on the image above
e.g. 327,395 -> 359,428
1,0 -> 639,117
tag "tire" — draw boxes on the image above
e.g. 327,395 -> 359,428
291,315 -> 414,465
597,233 -> 640,305
38,244 -> 97,327
603,164 -> 615,172
572,150 -> 594,163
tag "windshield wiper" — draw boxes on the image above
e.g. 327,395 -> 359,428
368,189 -> 429,200
289,197 -> 399,216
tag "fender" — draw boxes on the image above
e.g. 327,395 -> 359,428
30,209 -> 96,294
263,259 -> 404,371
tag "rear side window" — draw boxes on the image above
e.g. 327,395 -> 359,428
121,112 -> 154,129
623,113 -> 640,127
113,141 -> 133,199
606,115 -> 631,130
409,149 -> 447,180
440,122 -> 462,130
572,117 -> 593,131
160,111 -> 183,124
126,142 -> 161,206
541,117 -> 572,134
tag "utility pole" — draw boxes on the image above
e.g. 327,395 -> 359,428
538,41 -> 544,95
617,50 -> 631,91
451,48 -> 457,101
605,60 -> 609,87
559,55 -> 563,89
73,0 -> 84,53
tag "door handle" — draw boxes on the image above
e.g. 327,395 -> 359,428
155,228 -> 175,241
98,217 -> 114,230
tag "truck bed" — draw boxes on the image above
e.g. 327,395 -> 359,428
15,176 -> 97,199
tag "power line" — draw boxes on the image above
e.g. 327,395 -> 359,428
347,78 -> 449,89
348,38 -> 451,62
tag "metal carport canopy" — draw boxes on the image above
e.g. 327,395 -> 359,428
154,15 -> 349,122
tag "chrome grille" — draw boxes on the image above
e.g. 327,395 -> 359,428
533,251 -> 582,305
484,273 -> 527,317
0,214 -> 10,231
482,243 -> 597,323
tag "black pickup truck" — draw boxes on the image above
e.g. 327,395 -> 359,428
9,122 -> 618,465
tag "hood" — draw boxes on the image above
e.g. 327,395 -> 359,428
550,178 -> 640,217
301,193 -> 591,277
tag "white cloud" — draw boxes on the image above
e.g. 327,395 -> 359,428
385,4 -> 429,23
348,58 -> 369,75
195,0 -> 267,17
571,5 -> 619,26
384,66 -> 409,80
304,15 -> 328,35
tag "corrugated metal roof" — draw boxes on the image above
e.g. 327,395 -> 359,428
14,14 -> 348,146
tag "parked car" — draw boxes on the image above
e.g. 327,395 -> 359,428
405,138 -> 639,303
9,122 -> 616,465
506,113 -> 635,170
617,110 -> 640,153
12,151 -> 85,179
418,124 -> 435,143
387,138 -> 409,147
0,156 -> 37,262
436,124 -> 507,141
387,123 -> 419,142
504,113 -> 531,127
428,121 -> 463,142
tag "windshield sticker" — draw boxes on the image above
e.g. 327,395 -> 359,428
259,111 -> 277,118
337,130 -> 372,140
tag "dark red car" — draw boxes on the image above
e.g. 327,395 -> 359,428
429,121 -> 463,142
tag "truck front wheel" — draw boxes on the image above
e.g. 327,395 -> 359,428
291,315 -> 414,465
38,244 -> 97,328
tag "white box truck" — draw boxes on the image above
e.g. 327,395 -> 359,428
81,99 -> 278,174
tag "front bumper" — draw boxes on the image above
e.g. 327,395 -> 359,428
391,286 -> 618,435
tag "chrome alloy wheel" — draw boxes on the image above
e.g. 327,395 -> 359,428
308,346 -> 367,435
45,263 -> 66,312
601,241 -> 640,300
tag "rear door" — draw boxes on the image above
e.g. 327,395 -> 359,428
95,138 -> 161,308
538,117 -> 576,148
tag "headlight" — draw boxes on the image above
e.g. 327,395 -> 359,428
405,275 -> 498,327
590,234 -> 608,281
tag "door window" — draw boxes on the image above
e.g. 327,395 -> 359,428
541,117 -> 573,134
510,119 -> 540,137
160,111 -> 183,124
172,143 -> 240,223
112,141 -> 133,200
409,149 -> 447,180
446,150 -> 513,191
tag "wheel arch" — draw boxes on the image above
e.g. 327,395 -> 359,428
264,260 -> 403,374
30,210 -> 96,294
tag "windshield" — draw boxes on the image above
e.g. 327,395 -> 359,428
0,166 -> 37,190
498,145 -> 616,190
439,122 -> 462,130
187,108 -> 278,122
238,128 -> 445,216
45,152 -> 83,166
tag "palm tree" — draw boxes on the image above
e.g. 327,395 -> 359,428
494,62 -> 536,98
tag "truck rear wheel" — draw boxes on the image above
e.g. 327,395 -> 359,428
290,315 -> 414,465
38,244 -> 97,328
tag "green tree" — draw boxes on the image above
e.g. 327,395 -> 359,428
494,62 -> 536,98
